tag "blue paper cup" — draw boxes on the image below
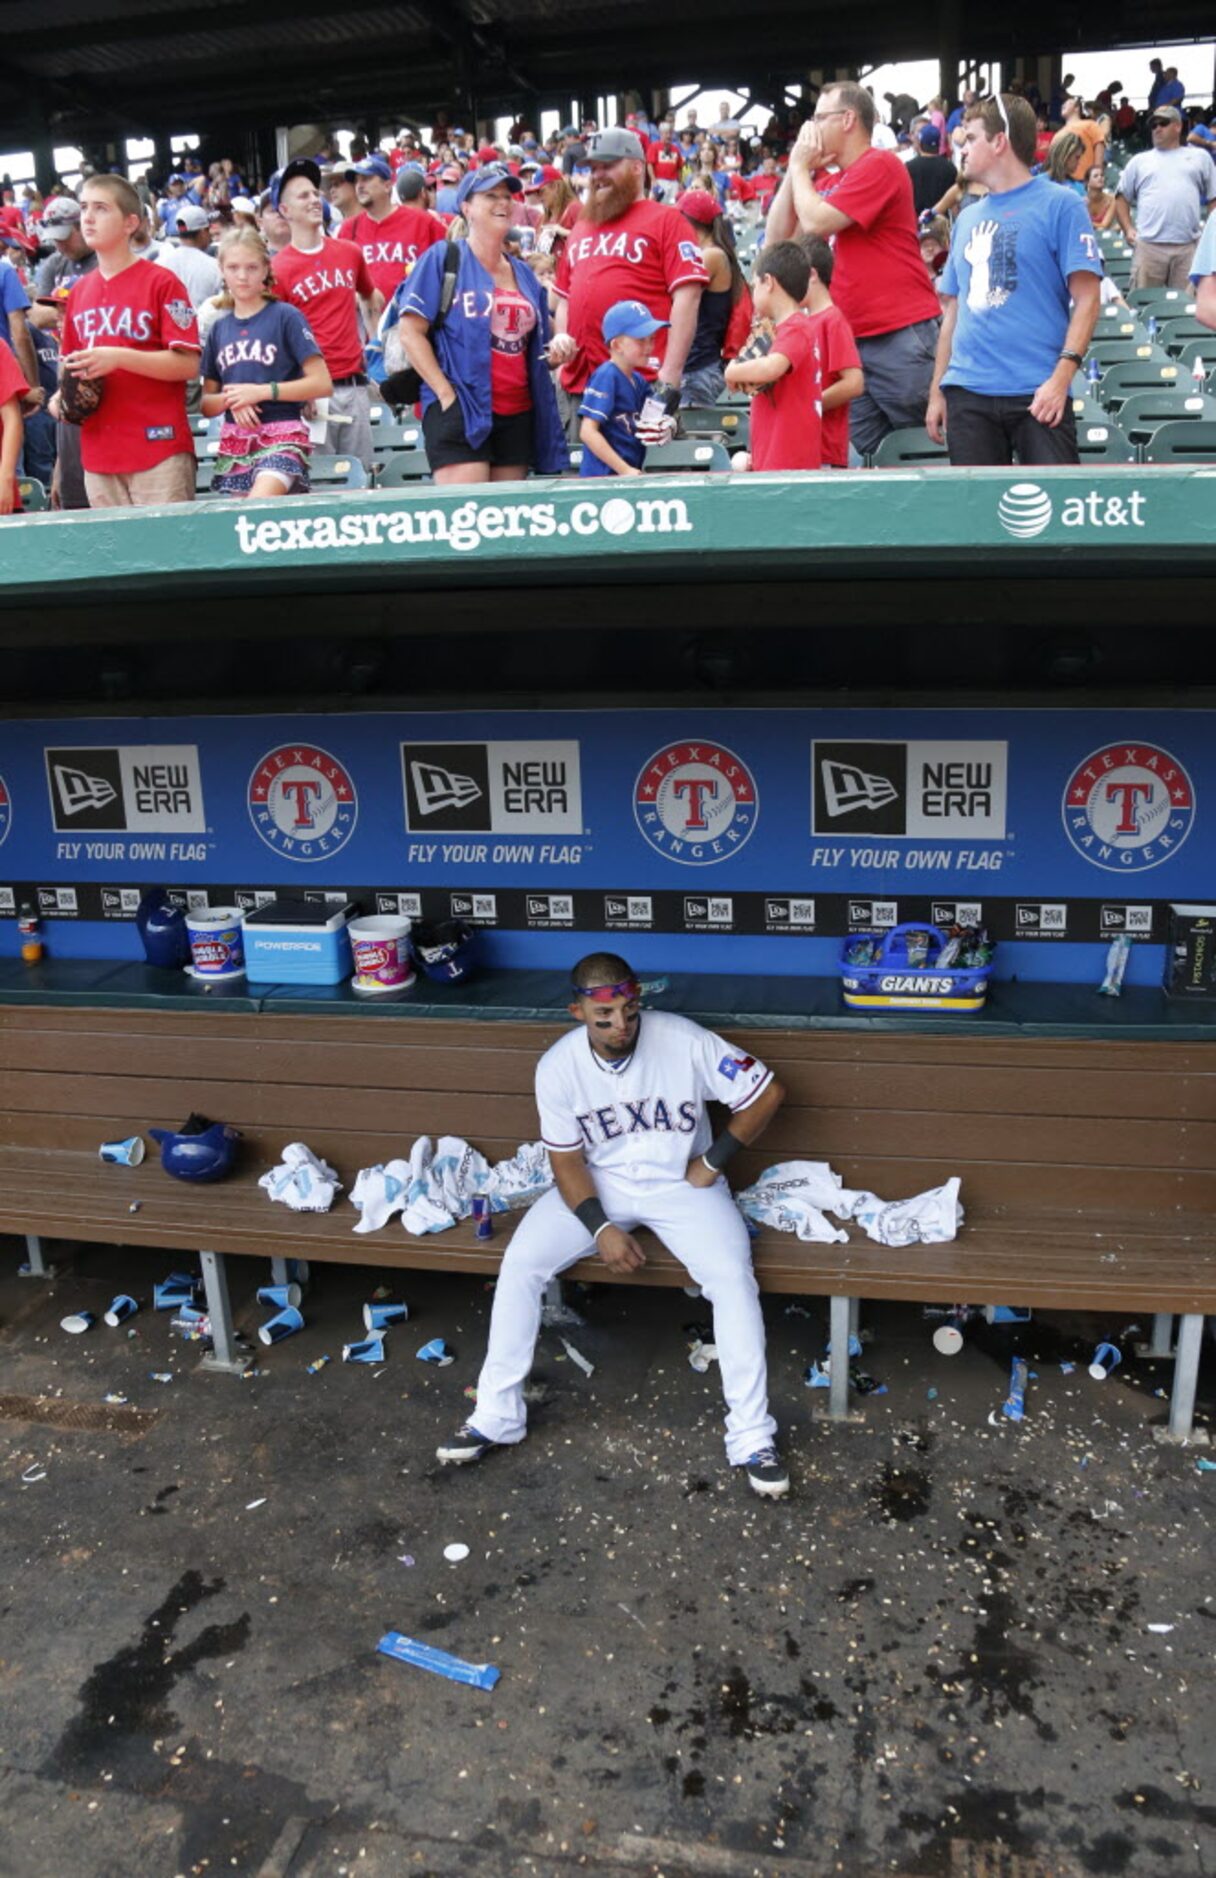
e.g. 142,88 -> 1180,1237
61,1311 -> 96,1334
99,1135 -> 145,1166
258,1304 -> 305,1346
416,1338 -> 455,1366
104,1294 -> 139,1327
343,1336 -> 386,1364
363,1300 -> 409,1332
154,1280 -> 198,1311
257,1283 -> 302,1310
1088,1341 -> 1123,1381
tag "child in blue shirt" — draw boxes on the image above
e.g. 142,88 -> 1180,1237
578,299 -> 668,477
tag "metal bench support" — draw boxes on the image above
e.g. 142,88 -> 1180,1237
1135,1312 -> 1177,1360
199,1249 -> 251,1375
541,1278 -> 585,1328
270,1256 -> 291,1288
19,1232 -> 54,1278
1157,1314 -> 1209,1445
827,1295 -> 859,1423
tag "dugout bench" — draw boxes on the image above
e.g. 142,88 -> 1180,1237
1,962 -> 1212,1439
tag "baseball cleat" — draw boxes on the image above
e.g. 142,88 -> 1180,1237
743,1446 -> 790,1499
436,1423 -> 499,1465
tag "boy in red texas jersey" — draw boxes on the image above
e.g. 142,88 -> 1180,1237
60,173 -> 199,506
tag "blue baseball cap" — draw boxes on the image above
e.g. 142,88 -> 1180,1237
349,153 -> 393,182
455,163 -> 523,209
602,299 -> 669,342
269,157 -> 321,211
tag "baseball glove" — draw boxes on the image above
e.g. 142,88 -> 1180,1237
57,365 -> 105,426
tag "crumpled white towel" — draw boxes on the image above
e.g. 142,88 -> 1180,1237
847,1178 -> 963,1247
350,1136 -> 554,1236
258,1142 -> 342,1213
735,1160 -> 853,1245
737,1161 -> 963,1248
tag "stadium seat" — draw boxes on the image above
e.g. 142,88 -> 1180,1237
195,460 -> 216,493
1070,393 -> 1108,426
1156,316 -> 1216,356
1074,421 -> 1137,462
17,477 -> 47,510
1093,305 -> 1143,340
1127,287 -> 1197,317
308,453 -> 368,489
1096,359 -> 1184,409
1173,340 -> 1214,381
643,438 -> 732,473
371,421 -> 423,453
1087,338 -> 1172,370
1141,419 -> 1216,463
1115,388 -> 1216,444
375,448 -> 432,486
680,406 -> 750,447
871,428 -> 949,467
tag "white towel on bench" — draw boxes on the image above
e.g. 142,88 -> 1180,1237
258,1142 -> 342,1213
737,1161 -> 963,1248
349,1136 -> 554,1235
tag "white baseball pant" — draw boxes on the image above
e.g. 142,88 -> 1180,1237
471,1177 -> 777,1465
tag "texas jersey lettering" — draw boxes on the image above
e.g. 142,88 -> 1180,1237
536,1009 -> 772,1185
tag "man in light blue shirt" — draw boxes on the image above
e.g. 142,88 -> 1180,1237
1192,212 -> 1216,336
926,93 -> 1101,464
1114,106 -> 1216,288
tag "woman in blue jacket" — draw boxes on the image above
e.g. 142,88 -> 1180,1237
393,164 -> 566,482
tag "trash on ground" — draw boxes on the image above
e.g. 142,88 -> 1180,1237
416,1338 -> 454,1366
376,1629 -> 500,1691
306,1355 -> 331,1373
245,1498 -> 267,1510
1060,1362 -> 1076,1374
804,1361 -> 830,1389
103,1392 -> 128,1405
850,1366 -> 886,1396
103,1295 -> 139,1327
932,1324 -> 963,1356
344,1336 -> 386,1365
1089,1341 -> 1122,1381
398,1554 -> 415,1567
258,1305 -> 305,1347
1146,1623 -> 1175,1634
559,1337 -> 594,1377
60,1312 -> 95,1334
363,1300 -> 409,1332
1002,1356 -> 1029,1422
443,1542 -> 470,1563
149,1372 -> 174,1383
1195,1457 -> 1216,1474
21,1464 -> 47,1483
687,1336 -> 718,1373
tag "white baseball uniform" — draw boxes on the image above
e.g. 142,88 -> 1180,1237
471,1010 -> 778,1464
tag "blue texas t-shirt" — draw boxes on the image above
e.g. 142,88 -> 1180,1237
578,359 -> 648,475
201,299 -> 321,424
941,175 -> 1103,397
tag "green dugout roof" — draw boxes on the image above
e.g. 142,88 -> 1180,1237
2,469 -> 1214,611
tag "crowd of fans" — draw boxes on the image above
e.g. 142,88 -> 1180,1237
1,58 -> 1215,515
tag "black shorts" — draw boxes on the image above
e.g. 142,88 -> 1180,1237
423,398 -> 533,470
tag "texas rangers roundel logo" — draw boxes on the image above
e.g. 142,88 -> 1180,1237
0,771 -> 11,850
1061,741 -> 1195,873
248,744 -> 358,860
633,740 -> 759,865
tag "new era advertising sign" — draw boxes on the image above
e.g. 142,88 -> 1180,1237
812,740 -> 1008,840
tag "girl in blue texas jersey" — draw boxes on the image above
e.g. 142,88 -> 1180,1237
200,228 -> 332,497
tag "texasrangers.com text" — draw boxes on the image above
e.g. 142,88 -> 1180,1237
232,495 -> 695,557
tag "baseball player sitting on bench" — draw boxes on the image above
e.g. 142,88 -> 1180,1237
438,953 -> 791,1498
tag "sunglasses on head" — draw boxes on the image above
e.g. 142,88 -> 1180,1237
984,92 -> 1012,137
573,977 -> 641,1004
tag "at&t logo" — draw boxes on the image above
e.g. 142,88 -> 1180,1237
248,744 -> 358,860
1062,742 -> 1194,872
998,481 -> 1148,540
634,740 -> 758,865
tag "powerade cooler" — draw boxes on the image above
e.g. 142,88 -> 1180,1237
242,898 -> 355,985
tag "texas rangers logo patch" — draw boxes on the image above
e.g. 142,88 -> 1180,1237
633,740 -> 759,865
1061,741 -> 1194,873
166,297 -> 195,331
248,743 -> 358,860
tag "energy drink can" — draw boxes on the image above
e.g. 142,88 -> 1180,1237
472,1194 -> 493,1240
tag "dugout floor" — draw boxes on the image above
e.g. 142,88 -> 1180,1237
1,1242 -> 1214,1878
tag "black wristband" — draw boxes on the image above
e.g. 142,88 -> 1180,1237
574,1196 -> 610,1239
1059,349 -> 1084,366
702,1129 -> 742,1173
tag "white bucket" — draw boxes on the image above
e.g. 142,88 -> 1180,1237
348,914 -> 414,992
185,906 -> 245,979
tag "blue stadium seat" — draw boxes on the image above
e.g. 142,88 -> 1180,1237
375,448 -> 432,486
1141,419 -> 1216,463
17,476 -> 48,510
308,454 -> 369,489
1115,388 -> 1216,444
871,428 -> 949,467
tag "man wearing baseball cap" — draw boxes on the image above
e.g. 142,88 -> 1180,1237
157,203 -> 221,309
340,151 -> 443,299
1113,105 -> 1216,289
551,126 -> 707,440
34,196 -> 95,299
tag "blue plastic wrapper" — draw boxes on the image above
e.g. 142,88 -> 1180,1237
377,1629 -> 500,1690
1002,1356 -> 1028,1422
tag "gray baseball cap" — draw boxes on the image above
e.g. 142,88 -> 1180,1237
585,127 -> 646,163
